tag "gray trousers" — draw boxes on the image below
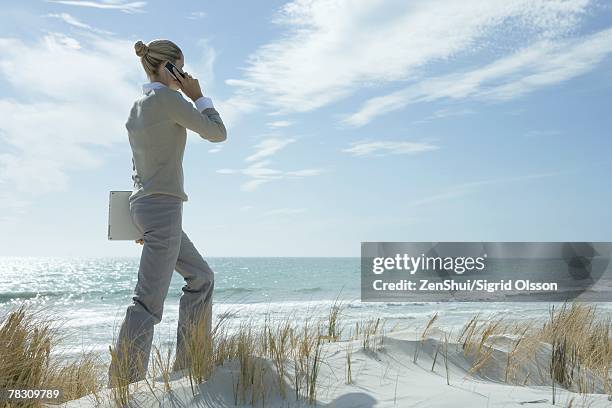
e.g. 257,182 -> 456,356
108,193 -> 214,385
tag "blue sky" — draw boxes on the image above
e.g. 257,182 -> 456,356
0,0 -> 611,257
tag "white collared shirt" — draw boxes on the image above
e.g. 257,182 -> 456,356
142,81 -> 214,111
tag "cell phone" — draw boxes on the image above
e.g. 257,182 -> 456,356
164,61 -> 185,81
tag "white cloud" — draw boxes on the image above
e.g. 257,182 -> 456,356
217,160 -> 324,192
188,11 -> 207,19
344,27 -> 612,126
267,120 -> 294,128
214,94 -> 258,129
407,171 -> 568,207
217,137 -> 323,190
46,12 -> 91,29
191,39 -> 216,94
45,0 -> 146,13
524,129 -> 562,137
0,191 -> 29,214
45,12 -> 113,34
342,140 -> 439,157
413,108 -> 475,124
227,0 -> 593,117
0,191 -> 30,225
246,138 -> 295,162
0,33 -> 141,212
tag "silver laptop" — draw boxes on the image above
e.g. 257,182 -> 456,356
108,191 -> 143,240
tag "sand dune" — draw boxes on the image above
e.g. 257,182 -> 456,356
57,327 -> 612,408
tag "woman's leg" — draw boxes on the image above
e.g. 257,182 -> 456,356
108,194 -> 183,385
172,230 -> 214,372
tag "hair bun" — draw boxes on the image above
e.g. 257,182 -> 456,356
134,40 -> 149,58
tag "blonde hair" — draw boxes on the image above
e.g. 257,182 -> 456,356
134,39 -> 182,78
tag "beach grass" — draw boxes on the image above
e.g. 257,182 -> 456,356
456,302 -> 612,398
1,300 -> 611,407
0,304 -> 103,408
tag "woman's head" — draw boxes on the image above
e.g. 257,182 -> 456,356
134,39 -> 184,90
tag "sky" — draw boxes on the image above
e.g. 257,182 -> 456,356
0,0 -> 611,257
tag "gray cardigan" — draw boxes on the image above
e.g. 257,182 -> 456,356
126,86 -> 227,203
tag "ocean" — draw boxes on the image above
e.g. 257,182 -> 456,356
1,256 -> 609,365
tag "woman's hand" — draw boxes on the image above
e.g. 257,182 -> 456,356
135,239 -> 144,245
173,67 -> 204,102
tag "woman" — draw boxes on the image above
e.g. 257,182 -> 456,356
108,39 -> 227,386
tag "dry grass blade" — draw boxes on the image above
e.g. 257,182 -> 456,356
0,303 -> 104,407
183,309 -> 214,397
414,312 -> 438,363
327,293 -> 344,342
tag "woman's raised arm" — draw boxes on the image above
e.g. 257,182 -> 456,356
161,88 -> 227,143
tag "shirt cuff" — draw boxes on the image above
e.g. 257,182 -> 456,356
194,96 -> 214,111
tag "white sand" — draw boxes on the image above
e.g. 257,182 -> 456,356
55,327 -> 611,408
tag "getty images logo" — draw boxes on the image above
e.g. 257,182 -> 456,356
371,253 -> 487,275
